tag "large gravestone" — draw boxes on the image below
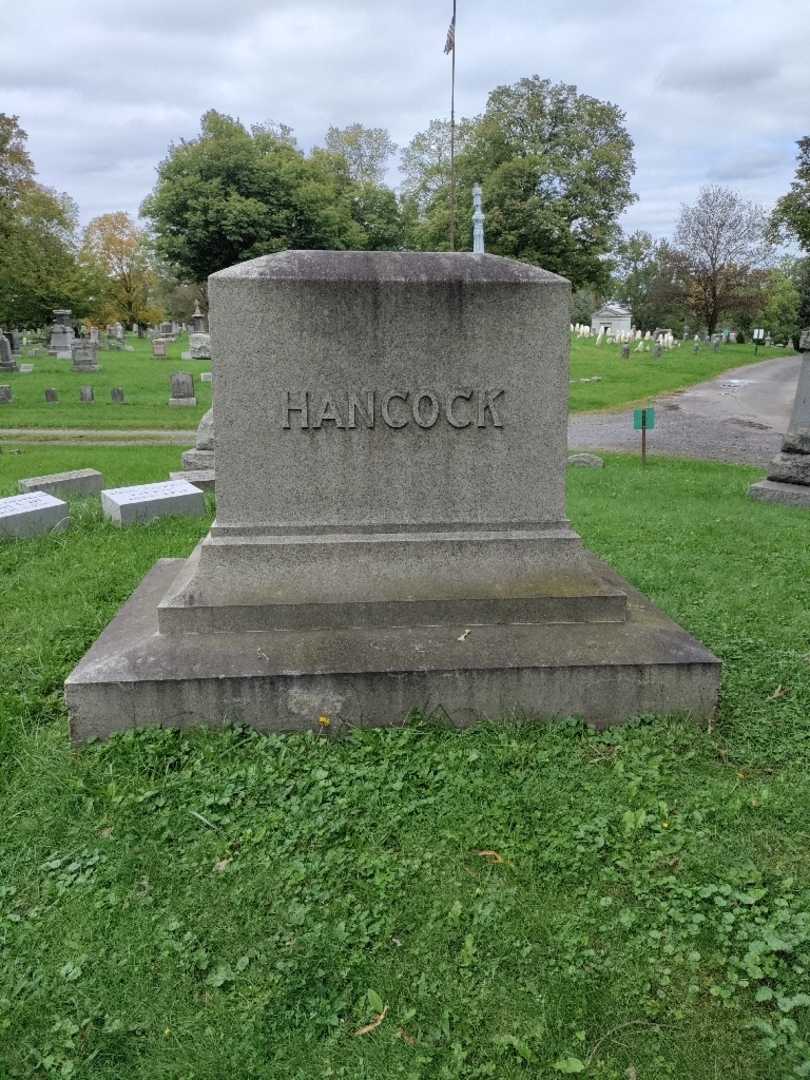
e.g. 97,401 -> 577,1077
0,333 -> 18,372
48,309 -> 74,358
66,251 -> 719,742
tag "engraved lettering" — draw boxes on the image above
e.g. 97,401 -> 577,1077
311,395 -> 345,429
282,391 -> 309,429
477,388 -> 504,428
347,390 -> 375,429
382,390 -> 409,428
412,390 -> 440,429
446,387 -> 473,428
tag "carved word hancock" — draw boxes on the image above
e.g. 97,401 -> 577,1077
281,388 -> 505,430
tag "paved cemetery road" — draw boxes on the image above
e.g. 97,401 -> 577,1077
0,428 -> 194,447
568,354 -> 802,467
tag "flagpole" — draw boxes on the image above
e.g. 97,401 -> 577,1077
449,0 -> 457,251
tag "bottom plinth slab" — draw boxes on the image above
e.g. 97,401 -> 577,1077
65,556 -> 720,743
748,479 -> 810,508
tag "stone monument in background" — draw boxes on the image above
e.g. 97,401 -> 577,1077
749,329 -> 810,508
48,309 -> 74,358
66,251 -> 719,742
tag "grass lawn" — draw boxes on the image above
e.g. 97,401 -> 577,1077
0,335 -> 788,435
0,334 -> 211,432
2,448 -> 810,1077
568,338 -> 788,412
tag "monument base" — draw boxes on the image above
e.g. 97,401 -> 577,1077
66,555 -> 720,744
748,479 -> 810,508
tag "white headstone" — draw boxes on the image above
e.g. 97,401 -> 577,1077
18,469 -> 104,498
100,480 -> 206,526
0,491 -> 69,538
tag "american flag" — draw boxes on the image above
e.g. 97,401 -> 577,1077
444,14 -> 455,54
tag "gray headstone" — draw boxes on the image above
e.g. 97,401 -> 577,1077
621,344 -> 630,359
169,469 -> 215,491
44,388 -> 58,403
153,339 -> 167,357
101,480 -> 206,526
169,372 -> 196,407
0,491 -> 69,539
18,363 -> 33,373
0,334 -> 17,371
0,385 -> 12,404
195,408 -> 214,450
111,387 -> 125,403
49,309 -> 74,357
18,468 -> 104,498
80,386 -> 95,403
71,341 -> 99,371
189,332 -> 211,359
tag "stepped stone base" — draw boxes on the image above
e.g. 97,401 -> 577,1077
65,554 -> 720,744
748,479 -> 810,508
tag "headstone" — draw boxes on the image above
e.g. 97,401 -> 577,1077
169,468 -> 216,491
80,386 -> 95,403
67,250 -> 720,743
0,334 -> 18,372
621,344 -> 630,359
100,480 -> 206,526
48,309 -> 74,358
107,336 -> 124,352
111,387 -> 125,403
44,388 -> 58,403
189,332 -> 211,359
567,453 -> 604,468
153,339 -> 167,358
0,385 -> 12,404
181,407 -> 215,470
190,303 -> 207,334
0,492 -> 69,539
653,344 -> 663,359
9,330 -> 22,355
71,341 -> 99,372
18,363 -> 33,373
19,468 -> 104,498
169,372 -> 196,407
749,329 -> 810,507
201,372 -> 213,383
89,327 -> 100,343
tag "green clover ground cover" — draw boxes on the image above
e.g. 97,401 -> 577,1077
1,449 -> 810,1078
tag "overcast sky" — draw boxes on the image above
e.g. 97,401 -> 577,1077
2,0 -> 807,240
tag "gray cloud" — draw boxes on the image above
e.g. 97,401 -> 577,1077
3,0 -> 809,241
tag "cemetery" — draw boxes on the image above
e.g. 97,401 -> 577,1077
2,7 -> 810,1078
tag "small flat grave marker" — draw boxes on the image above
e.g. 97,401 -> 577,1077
19,363 -> 33,373
101,480 -> 206,526
19,468 -> 104,498
0,491 -> 69,539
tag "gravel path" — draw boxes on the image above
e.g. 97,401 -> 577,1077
568,355 -> 801,467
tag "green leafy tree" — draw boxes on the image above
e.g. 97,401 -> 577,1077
761,267 -> 800,344
674,185 -> 771,335
610,232 -> 689,331
141,111 -> 375,282
402,77 -> 636,289
771,137 -> 810,250
324,124 -> 397,184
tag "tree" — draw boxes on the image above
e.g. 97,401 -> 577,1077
401,77 -> 636,289
610,231 -> 690,331
324,124 -> 397,184
674,185 -> 771,335
81,212 -> 158,328
771,137 -> 810,250
0,114 -> 35,220
761,266 -> 800,344
141,110 -> 380,283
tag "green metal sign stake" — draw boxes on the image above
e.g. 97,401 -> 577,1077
633,407 -> 655,465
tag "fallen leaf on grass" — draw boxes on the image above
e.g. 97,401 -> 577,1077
213,858 -> 232,873
399,1027 -> 417,1046
768,685 -> 790,700
473,849 -> 504,863
353,1005 -> 388,1036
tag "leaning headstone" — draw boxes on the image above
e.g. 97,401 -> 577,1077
67,250 -> 720,743
567,453 -> 604,468
169,372 -> 196,407
80,386 -> 95,403
71,341 -> 99,372
0,385 -> 12,404
100,480 -> 206,527
44,388 -> 59,403
0,334 -> 18,372
749,329 -> 810,508
180,407 -> 214,470
111,387 -> 125,403
48,309 -> 74,358
19,468 -> 104,498
0,492 -> 69,539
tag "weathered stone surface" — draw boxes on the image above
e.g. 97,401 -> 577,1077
181,448 -> 215,470
189,332 -> 211,359
169,372 -> 196,407
19,469 -> 104,498
748,479 -> 810,508
195,408 -> 214,450
0,492 -> 69,539
66,555 -> 721,743
66,250 -> 720,741
767,451 -> 810,486
782,429 -> 810,454
0,385 -> 12,404
169,469 -> 216,491
568,453 -> 604,468
782,355 -> 810,454
101,480 -> 206,526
